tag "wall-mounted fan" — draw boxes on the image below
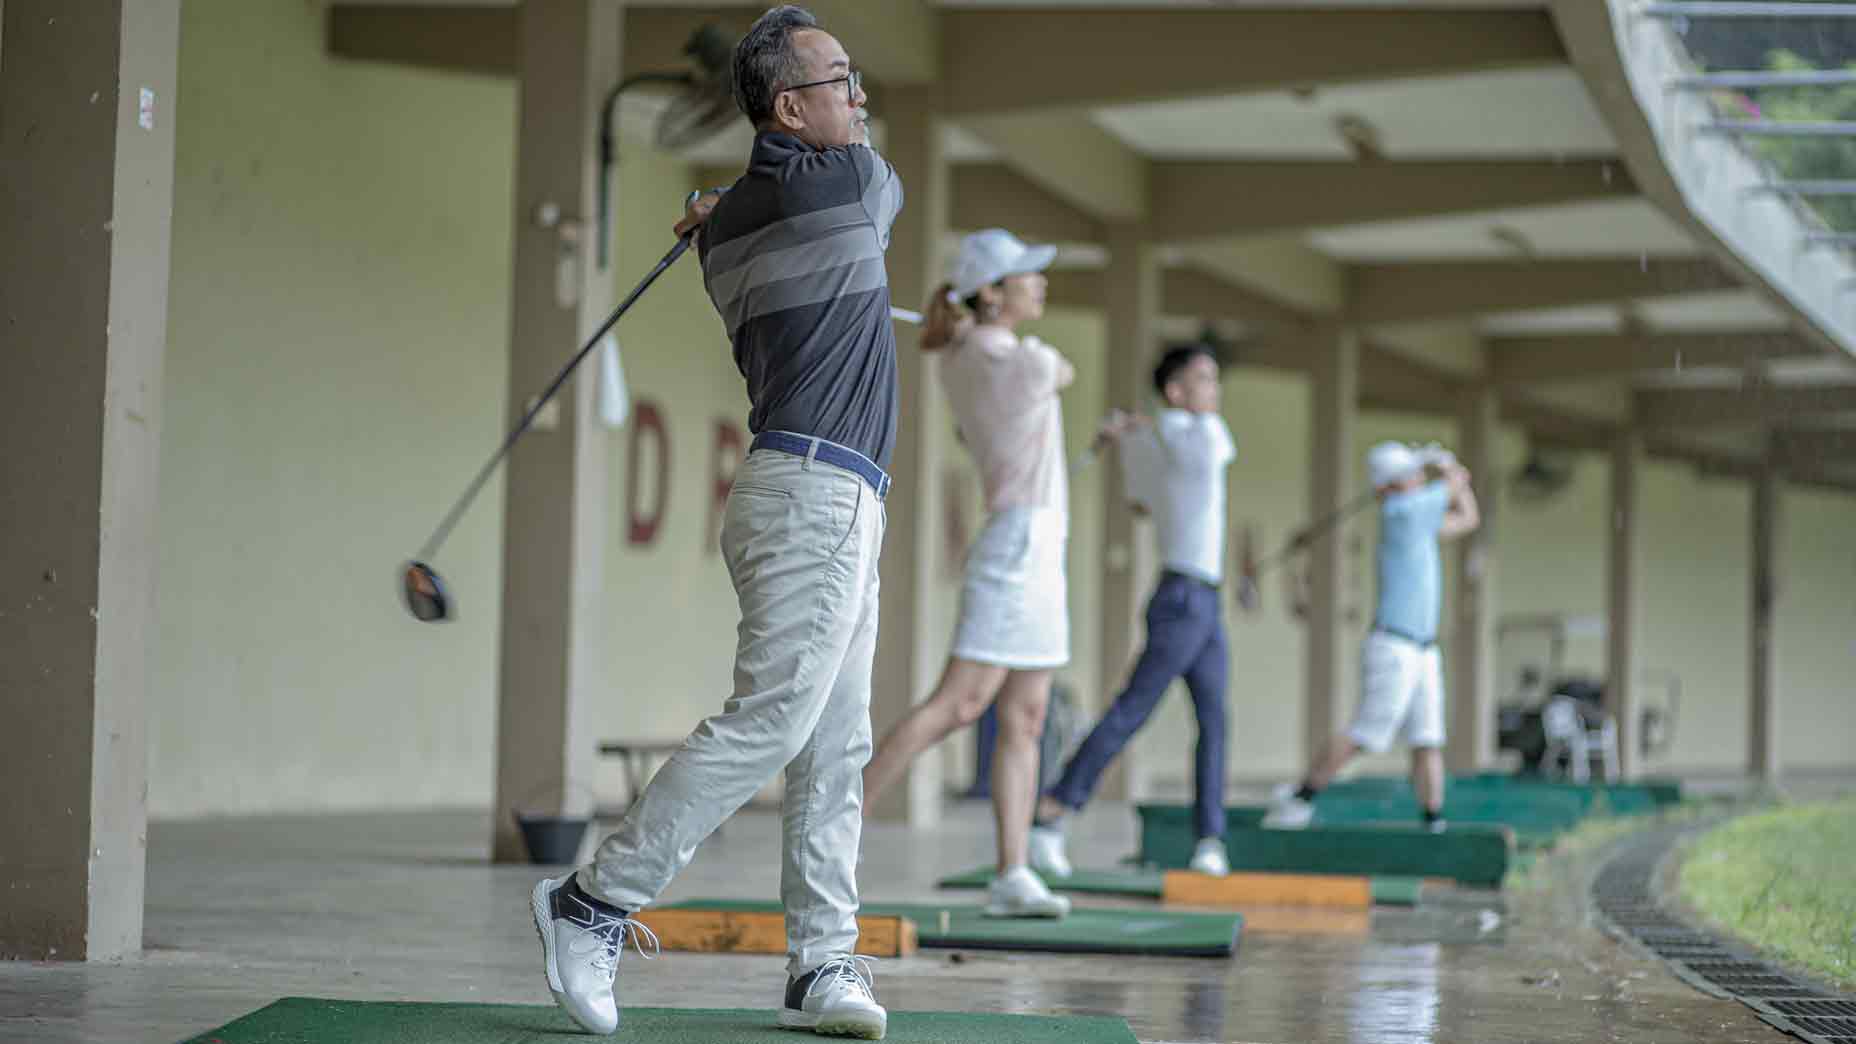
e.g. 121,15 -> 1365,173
1509,443 -> 1577,506
598,24 -> 740,268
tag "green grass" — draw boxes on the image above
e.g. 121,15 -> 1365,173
1679,797 -> 1856,989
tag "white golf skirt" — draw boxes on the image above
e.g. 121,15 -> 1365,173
950,506 -> 1070,670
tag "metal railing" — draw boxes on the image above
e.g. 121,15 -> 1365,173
1641,2 -> 1856,17
1701,119 -> 1856,136
1671,69 -> 1856,90
1747,180 -> 1856,196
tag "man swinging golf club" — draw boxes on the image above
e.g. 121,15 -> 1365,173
531,7 -> 897,1038
1029,343 -> 1239,879
1265,441 -> 1481,833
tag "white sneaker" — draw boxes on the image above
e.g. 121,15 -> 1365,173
985,865 -> 1071,919
1027,824 -> 1072,878
778,955 -> 887,1039
530,873 -> 658,1035
1262,783 -> 1315,829
1189,837 -> 1230,877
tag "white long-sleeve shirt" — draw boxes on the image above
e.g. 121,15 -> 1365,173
1120,409 -> 1236,583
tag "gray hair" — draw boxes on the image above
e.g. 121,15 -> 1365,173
733,5 -> 820,127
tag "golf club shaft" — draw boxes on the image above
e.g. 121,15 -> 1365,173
1249,488 -> 1379,575
415,233 -> 695,563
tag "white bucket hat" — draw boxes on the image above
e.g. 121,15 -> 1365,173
1367,441 -> 1424,489
948,228 -> 1058,299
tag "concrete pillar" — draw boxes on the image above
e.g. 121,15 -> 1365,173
1304,325 -> 1360,765
868,86 -> 950,826
1605,425 -> 1643,780
1448,383 -> 1499,772
0,0 -> 179,960
1096,222 -> 1161,801
491,0 -> 622,861
1748,444 -> 1780,781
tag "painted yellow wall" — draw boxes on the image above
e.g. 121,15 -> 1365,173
153,0 -> 517,816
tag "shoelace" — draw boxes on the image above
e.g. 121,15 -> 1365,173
569,914 -> 661,979
803,955 -> 879,1006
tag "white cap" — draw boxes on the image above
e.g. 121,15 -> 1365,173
948,228 -> 1058,299
1367,441 -> 1423,489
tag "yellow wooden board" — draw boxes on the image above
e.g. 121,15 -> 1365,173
632,908 -> 918,957
1162,870 -> 1372,909
1235,906 -> 1372,937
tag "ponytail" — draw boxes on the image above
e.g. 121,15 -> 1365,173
920,282 -> 972,351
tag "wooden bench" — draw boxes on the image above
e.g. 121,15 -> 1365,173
595,739 -> 686,814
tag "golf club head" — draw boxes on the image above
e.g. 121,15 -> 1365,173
402,560 -> 451,622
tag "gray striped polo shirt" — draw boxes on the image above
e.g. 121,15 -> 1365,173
698,132 -> 906,471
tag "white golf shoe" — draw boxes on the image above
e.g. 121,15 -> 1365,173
530,873 -> 658,1035
985,864 -> 1072,919
1188,837 -> 1231,877
778,955 -> 888,1039
1027,823 -> 1073,878
1262,782 -> 1316,829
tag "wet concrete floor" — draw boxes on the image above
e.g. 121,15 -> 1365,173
0,799 -> 1795,1043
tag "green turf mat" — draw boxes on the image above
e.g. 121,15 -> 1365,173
1139,805 -> 1513,887
665,900 -> 1241,957
1326,774 -> 1682,812
1370,876 -> 1426,906
935,865 -> 1165,896
934,865 -> 1426,907
1225,789 -> 1583,849
180,997 -> 1139,1043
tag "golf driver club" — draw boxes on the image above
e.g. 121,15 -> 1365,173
1235,487 -> 1379,611
402,232 -> 695,622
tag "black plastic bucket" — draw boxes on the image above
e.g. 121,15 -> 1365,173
515,814 -> 589,865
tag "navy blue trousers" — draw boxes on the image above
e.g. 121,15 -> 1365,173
1047,572 -> 1229,840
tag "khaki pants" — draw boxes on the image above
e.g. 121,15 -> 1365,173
582,447 -> 885,978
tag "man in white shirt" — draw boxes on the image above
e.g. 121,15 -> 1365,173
1029,345 -> 1237,878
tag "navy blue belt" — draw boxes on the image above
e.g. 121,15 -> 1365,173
749,431 -> 891,500
1372,624 -> 1438,650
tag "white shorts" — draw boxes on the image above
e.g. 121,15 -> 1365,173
950,506 -> 1070,670
1345,631 -> 1446,753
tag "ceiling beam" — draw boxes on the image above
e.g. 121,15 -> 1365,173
1349,258 -> 1740,325
950,164 -> 1103,246
1151,160 -> 1634,243
959,113 -> 1148,221
1500,394 -> 1618,452
1772,427 -> 1856,464
327,4 -> 518,77
1489,330 -> 1815,383
941,9 -> 1564,117
1359,344 -> 1467,415
1638,384 -> 1856,428
1162,265 -> 1316,332
803,0 -> 937,85
327,5 -> 930,86
1179,238 -> 1346,318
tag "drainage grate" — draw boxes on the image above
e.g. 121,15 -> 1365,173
1770,1002 -> 1856,1019
1591,820 -> 1855,1044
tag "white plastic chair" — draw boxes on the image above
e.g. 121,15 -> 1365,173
1541,696 -> 1620,783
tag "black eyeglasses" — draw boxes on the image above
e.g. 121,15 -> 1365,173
780,69 -> 862,103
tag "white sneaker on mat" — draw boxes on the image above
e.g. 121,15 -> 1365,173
1263,783 -> 1315,829
530,873 -> 658,1035
1189,837 -> 1231,877
985,864 -> 1072,918
778,955 -> 887,1039
1027,824 -> 1073,878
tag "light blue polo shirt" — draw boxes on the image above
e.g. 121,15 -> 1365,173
1374,482 -> 1451,645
